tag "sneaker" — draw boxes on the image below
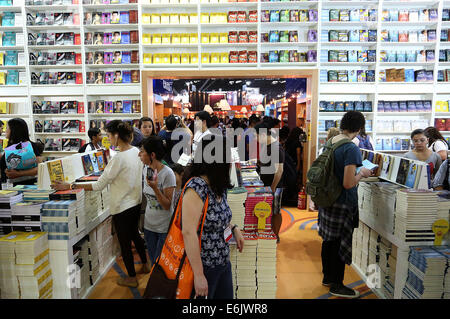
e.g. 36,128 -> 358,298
329,285 -> 360,298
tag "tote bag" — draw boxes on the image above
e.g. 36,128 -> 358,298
4,142 -> 37,170
143,178 -> 209,299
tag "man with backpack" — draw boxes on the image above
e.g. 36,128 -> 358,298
306,111 -> 372,298
78,128 -> 102,153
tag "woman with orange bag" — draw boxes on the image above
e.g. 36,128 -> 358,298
181,135 -> 245,299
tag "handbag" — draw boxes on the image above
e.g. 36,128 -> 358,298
4,141 -> 37,170
143,178 -> 209,299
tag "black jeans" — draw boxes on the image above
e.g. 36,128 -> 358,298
321,240 -> 345,286
112,204 -> 148,277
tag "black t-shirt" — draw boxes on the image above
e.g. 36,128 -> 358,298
258,141 -> 285,189
286,140 -> 302,166
1,141 -> 44,185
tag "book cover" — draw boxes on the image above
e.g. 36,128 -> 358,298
405,163 -> 419,188
396,158 -> 410,185
380,155 -> 392,179
89,153 -> 99,172
81,154 -> 94,175
393,137 -> 402,150
122,100 -> 131,113
131,50 -> 139,64
95,151 -> 105,170
47,160 -> 65,184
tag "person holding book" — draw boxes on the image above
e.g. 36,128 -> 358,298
51,120 -> 150,288
424,127 -> 449,161
0,118 -> 44,187
181,135 -> 244,298
404,129 -> 442,181
138,136 -> 176,264
78,127 -> 102,153
318,111 -> 373,298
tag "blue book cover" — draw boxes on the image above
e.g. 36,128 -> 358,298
335,101 -> 344,112
348,50 -> 358,62
122,100 -> 132,113
119,11 -> 129,24
384,101 -> 392,112
326,101 -> 335,111
122,70 -> 131,83
365,120 -> 372,132
407,101 -> 416,112
423,100 -> 432,111
405,69 -> 415,82
319,101 -> 327,111
318,120 -> 325,131
89,153 -> 99,172
415,100 -> 424,112
120,31 -> 130,44
363,101 -> 372,112
377,101 -> 384,112
390,101 -> 399,112
405,163 -> 419,188
355,101 -> 364,111
399,101 -> 408,112
349,30 -> 359,42
393,137 -> 402,150
383,138 -> 393,150
348,70 -> 357,82
401,139 -> 410,150
375,138 -> 383,150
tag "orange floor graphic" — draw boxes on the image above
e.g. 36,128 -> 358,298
89,207 -> 377,299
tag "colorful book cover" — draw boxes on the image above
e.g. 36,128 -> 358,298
81,154 -> 94,175
396,159 -> 410,185
95,151 -> 104,171
122,100 -> 132,113
405,163 -> 419,188
47,160 -> 65,183
89,153 -> 99,172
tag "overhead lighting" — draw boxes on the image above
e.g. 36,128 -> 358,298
236,80 -> 242,84
204,104 -> 213,114
246,81 -> 251,86
272,80 -> 278,85
182,107 -> 190,114
241,107 -> 248,113
256,104 -> 265,112
219,99 -> 231,111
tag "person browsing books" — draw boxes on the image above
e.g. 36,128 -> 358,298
138,136 -> 176,264
51,120 -> 150,288
181,135 -> 244,298
317,111 -> 373,299
424,127 -> 449,161
0,118 -> 44,187
404,129 -> 442,181
78,127 -> 102,153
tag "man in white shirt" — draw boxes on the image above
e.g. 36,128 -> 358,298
192,111 -> 212,155
79,128 -> 102,153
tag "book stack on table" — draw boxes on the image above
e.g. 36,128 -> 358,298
256,231 -> 277,299
379,237 -> 391,295
0,190 -> 23,235
73,239 -> 91,298
50,189 -> 86,235
21,189 -> 54,203
11,202 -> 43,232
0,231 -> 22,298
41,200 -> 77,241
244,189 -> 273,233
228,187 -> 248,228
235,231 -> 257,299
84,190 -> 102,223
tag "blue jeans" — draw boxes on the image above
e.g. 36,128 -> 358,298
202,260 -> 234,299
144,229 -> 167,265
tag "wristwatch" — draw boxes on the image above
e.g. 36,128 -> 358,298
69,183 -> 76,190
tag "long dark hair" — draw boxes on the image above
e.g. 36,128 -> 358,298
7,118 -> 31,146
424,126 -> 448,148
286,127 -> 303,148
182,135 -> 232,196
138,117 -> 156,136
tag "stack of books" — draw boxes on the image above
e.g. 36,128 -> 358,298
256,231 -> 277,299
394,189 -> 438,243
360,223 -> 371,275
22,189 -> 54,203
244,190 -> 273,232
95,217 -> 114,274
385,244 -> 397,299
379,238 -> 391,295
433,246 -> 450,299
402,246 -> 449,299
228,187 -> 248,229
41,200 -> 78,241
235,231 -> 257,299
368,229 -> 381,274
436,191 -> 450,223
50,189 -> 86,235
84,190 -> 102,222
15,232 -> 53,299
73,239 -> 91,298
0,190 -> 24,235
11,202 -> 43,232
86,230 -> 100,286
374,182 -> 401,234
0,232 -> 22,298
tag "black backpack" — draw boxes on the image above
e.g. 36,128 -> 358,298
78,142 -> 93,153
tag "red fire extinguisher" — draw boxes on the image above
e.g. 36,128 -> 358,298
298,187 -> 306,210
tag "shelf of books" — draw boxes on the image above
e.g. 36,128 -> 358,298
352,149 -> 450,299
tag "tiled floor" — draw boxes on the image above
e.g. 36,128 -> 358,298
88,207 -> 376,299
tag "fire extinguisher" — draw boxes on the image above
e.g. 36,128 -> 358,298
298,187 -> 306,210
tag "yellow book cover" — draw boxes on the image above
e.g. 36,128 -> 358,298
201,33 -> 210,43
0,231 -> 28,243
0,101 -> 7,114
170,14 -> 179,24
219,33 -> 228,43
162,54 -> 171,64
202,53 -> 210,63
181,33 -> 190,44
190,33 -> 198,44
161,33 -> 171,44
3,138 -> 8,150
151,14 -> 160,24
153,54 -> 162,64
219,13 -> 228,23
47,160 -> 65,184
172,34 -> 181,44
0,53 -> 3,66
161,13 -> 170,24
142,13 -> 151,24
181,53 -> 190,64
211,52 -> 220,63
143,53 -> 152,64
190,53 -> 199,64
180,14 -> 189,24
190,13 -> 198,24
200,13 -> 209,24
220,52 -> 229,63
171,53 -> 180,64
142,33 -> 151,44
0,72 -> 5,85
210,33 -> 219,43
18,232 -> 46,242
152,33 -> 162,44
444,102 -> 449,112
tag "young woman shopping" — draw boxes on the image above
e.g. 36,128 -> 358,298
138,136 -> 176,264
424,126 -> 449,161
181,135 -> 244,299
51,120 -> 150,288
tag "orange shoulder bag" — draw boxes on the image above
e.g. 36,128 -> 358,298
143,178 -> 209,299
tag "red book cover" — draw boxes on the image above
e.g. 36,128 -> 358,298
80,139 -> 86,147
75,53 -> 82,64
73,13 -> 80,25
435,119 -> 446,131
129,10 -> 138,24
130,30 -> 139,44
75,73 -> 83,84
446,119 -> 450,131
399,10 -> 409,22
79,121 -> 86,133
78,101 -> 84,113
74,34 -> 81,45
129,0 -> 137,3
131,50 -> 139,63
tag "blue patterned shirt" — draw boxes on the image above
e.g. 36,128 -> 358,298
185,177 -> 232,268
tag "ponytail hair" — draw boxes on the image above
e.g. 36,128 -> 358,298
105,120 -> 133,143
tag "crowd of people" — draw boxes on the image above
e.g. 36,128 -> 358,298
0,109 -> 448,299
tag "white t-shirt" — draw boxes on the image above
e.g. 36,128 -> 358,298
84,143 -> 98,153
430,140 -> 448,153
92,147 -> 143,215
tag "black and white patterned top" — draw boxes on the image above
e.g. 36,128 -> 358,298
185,177 -> 232,269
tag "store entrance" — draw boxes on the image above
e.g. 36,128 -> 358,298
141,69 -> 318,209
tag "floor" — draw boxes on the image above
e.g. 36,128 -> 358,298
88,207 -> 376,299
